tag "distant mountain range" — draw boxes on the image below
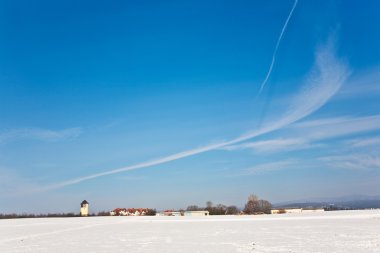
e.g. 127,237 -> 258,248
273,195 -> 380,210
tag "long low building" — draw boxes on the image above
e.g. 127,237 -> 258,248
156,211 -> 182,216
184,211 -> 209,216
271,208 -> 325,214
156,210 -> 210,216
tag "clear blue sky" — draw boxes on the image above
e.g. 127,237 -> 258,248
1,0 -> 380,213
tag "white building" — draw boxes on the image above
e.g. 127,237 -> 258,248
156,211 -> 182,216
156,210 -> 209,216
80,200 -> 89,216
184,211 -> 209,216
271,208 -> 324,214
300,208 -> 325,213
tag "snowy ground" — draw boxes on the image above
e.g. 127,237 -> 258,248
1,210 -> 379,252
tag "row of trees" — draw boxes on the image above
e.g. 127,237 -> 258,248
186,202 -> 240,215
186,194 -> 272,215
0,213 -> 80,219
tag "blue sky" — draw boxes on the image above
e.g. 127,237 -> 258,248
1,0 -> 380,213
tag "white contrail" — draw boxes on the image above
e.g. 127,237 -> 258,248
258,0 -> 299,94
35,40 -> 349,193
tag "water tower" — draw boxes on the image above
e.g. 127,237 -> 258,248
80,200 -> 89,216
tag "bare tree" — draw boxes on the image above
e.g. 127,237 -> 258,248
248,194 -> 259,202
215,204 -> 227,215
186,205 -> 201,211
226,205 -> 240,215
258,200 -> 272,214
244,198 -> 259,214
244,194 -> 272,214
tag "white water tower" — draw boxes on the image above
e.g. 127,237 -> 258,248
80,200 -> 89,216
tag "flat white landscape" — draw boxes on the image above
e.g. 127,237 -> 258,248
1,210 -> 379,252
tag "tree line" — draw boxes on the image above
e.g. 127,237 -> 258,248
186,194 -> 272,215
0,210 -> 157,219
0,213 -> 80,219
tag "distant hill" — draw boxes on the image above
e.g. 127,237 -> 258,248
273,195 -> 380,210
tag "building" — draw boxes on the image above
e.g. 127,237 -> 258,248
156,210 -> 210,216
110,208 -> 149,216
271,208 -> 324,214
80,200 -> 89,216
271,208 -> 302,214
299,208 -> 325,213
184,211 -> 209,216
156,210 -> 182,216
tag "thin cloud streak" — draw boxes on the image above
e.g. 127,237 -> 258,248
346,137 -> 380,148
0,127 -> 83,144
336,66 -> 380,98
294,115 -> 380,140
258,0 -> 298,94
37,38 -> 349,193
222,115 -> 380,153
221,138 -> 315,153
241,159 -> 298,175
319,154 -> 380,171
0,167 -> 43,197
292,116 -> 352,128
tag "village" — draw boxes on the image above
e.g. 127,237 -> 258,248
79,196 -> 325,218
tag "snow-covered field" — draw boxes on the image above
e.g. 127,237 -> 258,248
1,210 -> 379,252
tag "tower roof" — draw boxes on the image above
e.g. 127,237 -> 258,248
81,200 -> 89,205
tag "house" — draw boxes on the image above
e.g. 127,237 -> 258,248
80,200 -> 89,216
110,208 -> 148,216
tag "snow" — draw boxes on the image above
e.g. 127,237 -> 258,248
1,210 -> 380,252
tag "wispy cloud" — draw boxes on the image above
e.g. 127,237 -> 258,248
222,115 -> 380,154
221,138 -> 319,153
28,36 -> 349,193
319,154 -> 380,171
293,115 -> 380,140
293,116 -> 352,128
0,167 -> 42,197
0,127 -> 83,144
346,137 -> 380,148
118,176 -> 146,181
336,66 -> 380,98
241,159 -> 298,176
258,0 -> 299,94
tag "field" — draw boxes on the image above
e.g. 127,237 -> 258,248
1,210 -> 379,252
